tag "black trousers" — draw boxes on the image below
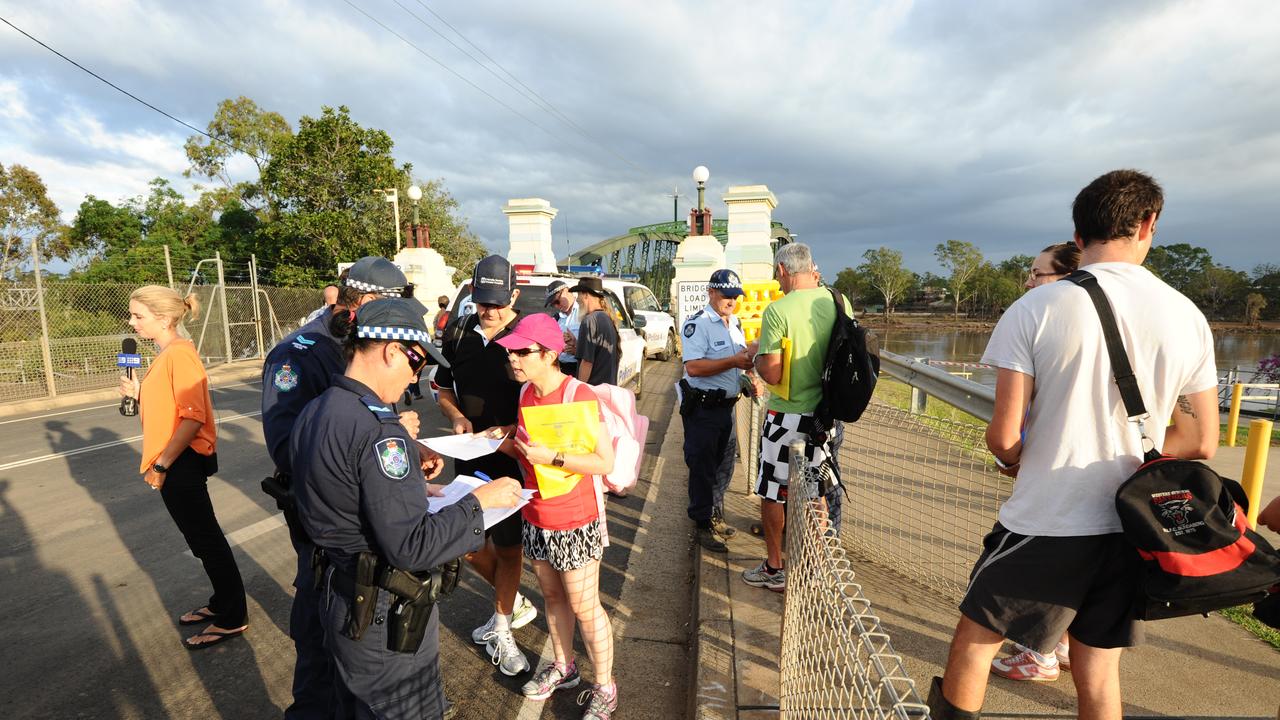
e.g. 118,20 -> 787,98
158,448 -> 247,627
682,403 -> 736,527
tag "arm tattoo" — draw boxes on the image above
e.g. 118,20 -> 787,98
1176,395 -> 1196,419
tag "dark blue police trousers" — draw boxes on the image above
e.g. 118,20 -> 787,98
682,402 -> 736,526
285,536 -> 332,719
322,570 -> 450,720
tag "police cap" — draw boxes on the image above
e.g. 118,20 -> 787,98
345,257 -> 411,297
355,297 -> 449,366
708,269 -> 744,298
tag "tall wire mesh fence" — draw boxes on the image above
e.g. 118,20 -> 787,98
735,395 -> 937,719
0,276 -> 322,403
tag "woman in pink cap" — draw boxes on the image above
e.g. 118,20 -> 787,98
495,312 -> 619,720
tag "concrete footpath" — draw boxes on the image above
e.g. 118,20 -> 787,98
685,417 -> 1280,719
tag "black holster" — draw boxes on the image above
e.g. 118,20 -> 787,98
262,471 -> 311,548
379,559 -> 463,654
310,546 -> 329,591
340,552 -> 381,642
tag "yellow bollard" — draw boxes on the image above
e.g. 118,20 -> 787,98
1226,383 -> 1244,447
1241,419 -> 1272,529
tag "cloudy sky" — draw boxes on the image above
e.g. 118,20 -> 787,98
2,0 -> 1278,276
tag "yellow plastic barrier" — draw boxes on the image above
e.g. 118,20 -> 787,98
734,280 -> 781,346
1226,383 -> 1244,447
1241,419 -> 1272,529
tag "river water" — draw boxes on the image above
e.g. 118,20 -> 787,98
876,328 -> 1280,388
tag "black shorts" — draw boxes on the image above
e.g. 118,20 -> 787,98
959,523 -> 1144,653
457,454 -> 522,548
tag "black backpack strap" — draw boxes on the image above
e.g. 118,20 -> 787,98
1063,270 -> 1160,461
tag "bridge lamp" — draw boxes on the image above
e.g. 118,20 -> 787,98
692,165 -> 710,211
406,184 -> 422,226
376,188 -> 402,252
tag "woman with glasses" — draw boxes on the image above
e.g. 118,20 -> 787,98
495,313 -> 619,720
1025,242 -> 1082,289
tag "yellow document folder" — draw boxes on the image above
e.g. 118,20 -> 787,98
520,400 -> 600,499
766,337 -> 793,401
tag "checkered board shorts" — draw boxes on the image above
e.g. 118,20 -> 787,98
755,410 -> 840,504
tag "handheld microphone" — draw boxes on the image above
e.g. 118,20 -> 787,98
119,338 -> 139,417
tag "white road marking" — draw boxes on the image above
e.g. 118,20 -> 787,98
185,512 -> 285,558
0,381 -> 258,426
0,411 -> 263,471
515,637 -> 556,719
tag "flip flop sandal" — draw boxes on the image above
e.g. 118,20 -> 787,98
184,627 -> 246,651
179,608 -> 218,626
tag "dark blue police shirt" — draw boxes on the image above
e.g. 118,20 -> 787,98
291,375 -> 485,575
261,309 -> 345,474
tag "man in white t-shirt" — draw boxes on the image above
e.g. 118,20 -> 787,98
929,170 -> 1220,720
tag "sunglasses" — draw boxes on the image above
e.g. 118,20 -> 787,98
397,343 -> 429,374
507,347 -> 546,358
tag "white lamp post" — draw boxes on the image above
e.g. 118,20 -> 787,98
376,188 -> 402,252
692,165 -> 710,210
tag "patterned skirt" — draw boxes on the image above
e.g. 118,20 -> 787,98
522,518 -> 604,572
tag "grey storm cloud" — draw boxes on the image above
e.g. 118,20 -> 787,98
2,0 -> 1278,275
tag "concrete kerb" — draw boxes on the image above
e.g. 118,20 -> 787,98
0,360 -> 265,419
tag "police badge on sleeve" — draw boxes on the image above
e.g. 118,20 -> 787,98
273,363 -> 299,392
375,438 -> 411,480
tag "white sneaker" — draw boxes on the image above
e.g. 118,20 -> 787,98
485,629 -> 531,676
512,594 -> 538,630
471,613 -> 497,645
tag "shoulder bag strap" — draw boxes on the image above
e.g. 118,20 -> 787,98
1063,270 -> 1161,461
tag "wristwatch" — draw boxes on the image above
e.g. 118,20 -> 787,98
152,462 -> 169,474
552,452 -> 565,468
991,454 -> 1017,470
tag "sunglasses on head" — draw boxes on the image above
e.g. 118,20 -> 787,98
397,343 -> 429,374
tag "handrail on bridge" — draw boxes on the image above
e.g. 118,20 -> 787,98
878,350 -> 994,423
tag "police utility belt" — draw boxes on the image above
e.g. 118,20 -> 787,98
678,378 -> 739,416
261,470 -> 312,549
326,551 -> 462,654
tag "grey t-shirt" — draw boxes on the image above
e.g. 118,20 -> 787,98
577,309 -> 619,386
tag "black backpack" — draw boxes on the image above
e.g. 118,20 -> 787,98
1066,270 -> 1280,620
815,286 -> 880,431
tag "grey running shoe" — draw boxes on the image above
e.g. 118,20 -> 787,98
521,660 -> 581,700
578,683 -> 618,720
742,560 -> 785,592
485,629 -> 530,676
697,527 -> 728,553
471,613 -> 496,645
511,593 -> 538,630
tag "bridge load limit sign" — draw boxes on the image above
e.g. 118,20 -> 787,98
676,281 -> 708,328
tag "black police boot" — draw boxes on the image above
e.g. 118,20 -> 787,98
927,676 -> 981,720
696,527 -> 728,553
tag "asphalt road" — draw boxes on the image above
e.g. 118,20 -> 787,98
0,360 -> 687,720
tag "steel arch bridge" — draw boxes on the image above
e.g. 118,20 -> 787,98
570,219 -> 793,301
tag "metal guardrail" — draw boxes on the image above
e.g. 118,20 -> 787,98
879,350 -> 994,423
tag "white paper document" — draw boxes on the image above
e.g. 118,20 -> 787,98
427,475 -> 534,530
418,434 -> 502,461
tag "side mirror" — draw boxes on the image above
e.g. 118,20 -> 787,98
632,315 -> 647,329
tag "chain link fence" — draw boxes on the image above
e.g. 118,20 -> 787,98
0,275 -> 322,404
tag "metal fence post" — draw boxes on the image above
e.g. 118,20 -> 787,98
30,238 -> 57,398
163,244 -> 175,290
249,254 -> 265,359
215,251 -> 233,364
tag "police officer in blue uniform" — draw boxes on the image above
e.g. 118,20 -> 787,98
261,257 -> 444,719
292,297 -> 523,720
679,269 -> 759,552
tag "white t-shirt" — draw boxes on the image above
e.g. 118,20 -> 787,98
981,262 -> 1217,536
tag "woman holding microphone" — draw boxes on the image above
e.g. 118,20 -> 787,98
119,285 -> 247,650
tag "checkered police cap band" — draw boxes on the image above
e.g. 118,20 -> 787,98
345,278 -> 407,296
356,326 -> 431,344
709,281 -> 741,290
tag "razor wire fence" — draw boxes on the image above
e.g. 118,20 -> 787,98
0,275 -> 322,403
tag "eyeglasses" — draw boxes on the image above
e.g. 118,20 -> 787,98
477,302 -> 506,311
507,347 -> 545,358
1027,270 -> 1065,281
397,343 -> 429,374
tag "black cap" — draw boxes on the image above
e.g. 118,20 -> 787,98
708,268 -> 744,298
345,257 -> 409,296
354,298 -> 449,366
471,255 -> 514,306
567,276 -> 605,297
545,280 -> 570,307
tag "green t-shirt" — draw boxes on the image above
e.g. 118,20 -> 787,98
758,287 -> 848,414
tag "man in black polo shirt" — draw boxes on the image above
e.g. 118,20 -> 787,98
435,255 -> 535,677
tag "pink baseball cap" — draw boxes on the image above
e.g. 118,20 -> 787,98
496,313 -> 566,353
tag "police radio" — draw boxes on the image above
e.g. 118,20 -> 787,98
118,338 -> 141,416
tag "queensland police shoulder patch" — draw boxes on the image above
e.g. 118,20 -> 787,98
375,438 -> 411,479
273,363 -> 299,392
683,322 -> 696,338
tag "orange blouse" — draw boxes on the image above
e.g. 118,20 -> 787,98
138,339 -> 216,472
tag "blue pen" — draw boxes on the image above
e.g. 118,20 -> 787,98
474,471 -> 492,482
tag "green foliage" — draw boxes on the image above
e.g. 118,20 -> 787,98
183,95 -> 291,213
971,262 -> 1023,316
858,247 -> 915,315
934,240 -> 984,317
1,163 -> 69,279
1251,264 -> 1280,321
1146,243 -> 1213,293
832,267 -> 868,309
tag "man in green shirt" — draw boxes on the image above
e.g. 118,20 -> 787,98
743,243 -> 844,592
